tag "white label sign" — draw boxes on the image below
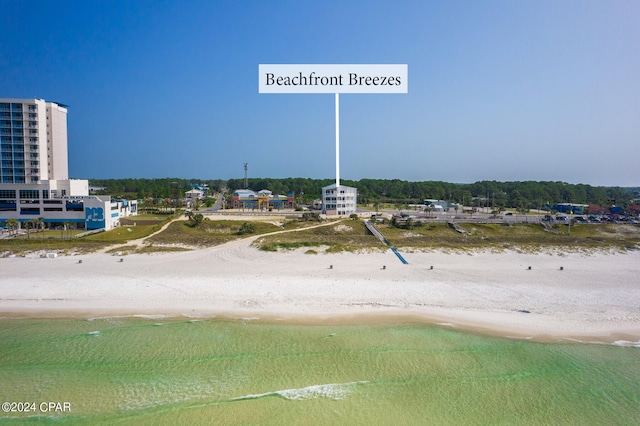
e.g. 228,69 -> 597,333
259,64 -> 408,94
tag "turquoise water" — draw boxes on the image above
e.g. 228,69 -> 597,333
0,317 -> 638,425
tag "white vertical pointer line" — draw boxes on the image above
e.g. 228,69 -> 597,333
335,93 -> 340,187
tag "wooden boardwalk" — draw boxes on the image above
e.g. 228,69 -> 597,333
365,220 -> 409,264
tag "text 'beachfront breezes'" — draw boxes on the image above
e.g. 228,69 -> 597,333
258,64 -> 408,94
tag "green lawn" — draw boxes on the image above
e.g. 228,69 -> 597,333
83,224 -> 159,242
0,237 -> 107,255
1,218 -> 169,255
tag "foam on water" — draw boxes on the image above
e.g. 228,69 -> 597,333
133,314 -> 173,320
563,337 -> 640,347
117,371 -> 246,411
613,340 -> 640,347
230,381 -> 368,402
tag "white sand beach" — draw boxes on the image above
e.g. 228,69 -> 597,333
1,235 -> 639,344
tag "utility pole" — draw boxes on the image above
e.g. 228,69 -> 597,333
244,163 -> 248,190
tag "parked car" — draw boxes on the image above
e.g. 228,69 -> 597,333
556,215 -> 568,221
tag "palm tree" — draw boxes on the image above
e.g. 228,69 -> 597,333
373,201 -> 381,215
6,218 -> 19,237
25,219 -> 37,239
37,217 -> 45,238
424,204 -> 434,218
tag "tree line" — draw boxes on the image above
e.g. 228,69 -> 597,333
88,178 -> 637,209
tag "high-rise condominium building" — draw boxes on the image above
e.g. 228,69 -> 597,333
0,98 -> 69,183
1,98 -> 138,231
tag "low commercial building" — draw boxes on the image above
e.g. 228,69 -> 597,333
424,199 -> 449,211
321,184 -> 357,216
231,189 -> 294,210
0,179 -> 137,231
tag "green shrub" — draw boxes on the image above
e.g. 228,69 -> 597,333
238,222 -> 257,235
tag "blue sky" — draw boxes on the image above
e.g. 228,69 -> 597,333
2,0 -> 638,186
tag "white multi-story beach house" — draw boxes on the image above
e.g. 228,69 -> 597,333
0,98 -> 137,231
321,184 -> 357,216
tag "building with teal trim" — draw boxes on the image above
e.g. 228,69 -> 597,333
0,178 -> 138,231
321,184 -> 357,216
0,98 -> 137,231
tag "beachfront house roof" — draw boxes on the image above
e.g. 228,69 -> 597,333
322,183 -> 357,192
185,189 -> 204,199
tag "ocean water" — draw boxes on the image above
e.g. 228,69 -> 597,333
0,317 -> 638,425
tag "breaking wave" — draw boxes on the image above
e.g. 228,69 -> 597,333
230,381 -> 368,402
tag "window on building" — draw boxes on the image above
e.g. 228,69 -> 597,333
66,202 -> 84,212
20,207 -> 40,215
19,190 -> 40,199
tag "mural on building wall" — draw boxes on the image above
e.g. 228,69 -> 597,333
85,207 -> 105,230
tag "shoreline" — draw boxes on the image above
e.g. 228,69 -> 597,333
1,308 -> 639,346
1,242 -> 639,346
